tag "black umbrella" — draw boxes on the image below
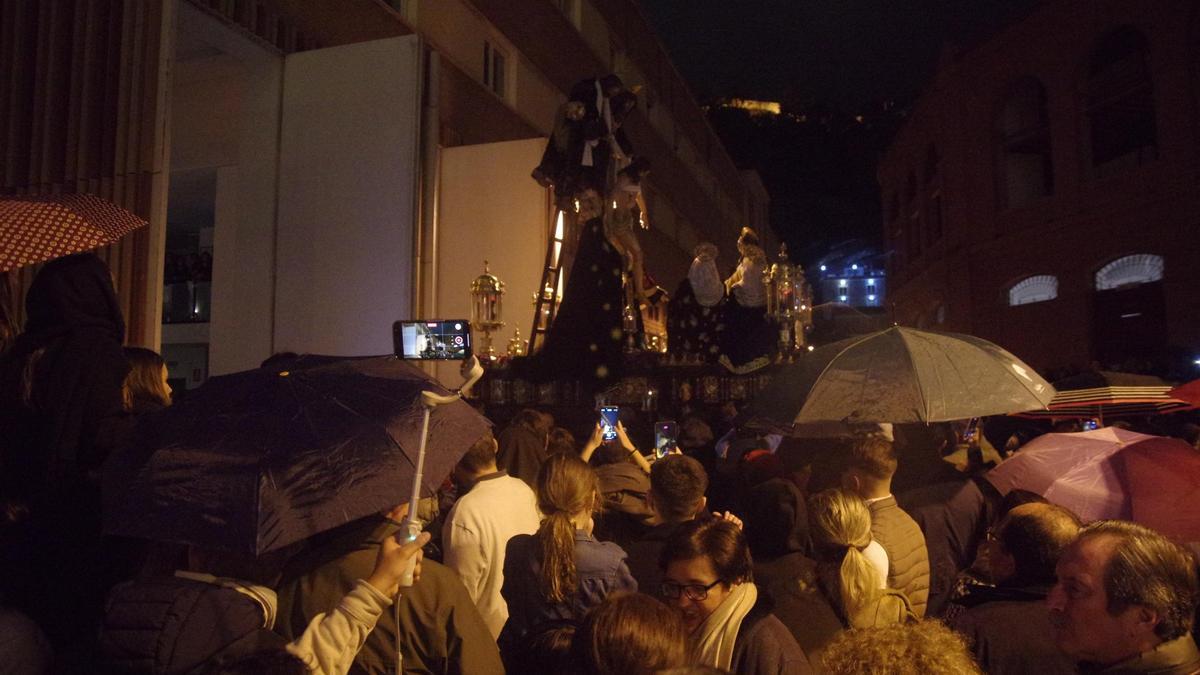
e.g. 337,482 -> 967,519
103,355 -> 490,555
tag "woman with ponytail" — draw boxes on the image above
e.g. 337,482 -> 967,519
807,488 -> 915,630
499,453 -> 636,655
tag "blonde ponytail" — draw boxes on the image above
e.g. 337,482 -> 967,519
808,488 -> 881,621
535,454 -> 599,604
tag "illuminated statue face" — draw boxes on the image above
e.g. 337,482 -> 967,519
577,189 -> 603,221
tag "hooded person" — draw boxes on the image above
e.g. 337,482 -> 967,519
496,409 -> 552,489
0,252 -> 132,654
668,243 -> 725,363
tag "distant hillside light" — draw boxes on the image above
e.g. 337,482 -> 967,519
723,98 -> 782,116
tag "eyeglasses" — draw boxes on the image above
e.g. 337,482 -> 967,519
660,579 -> 722,601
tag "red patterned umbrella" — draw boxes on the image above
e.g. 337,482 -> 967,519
0,194 -> 148,272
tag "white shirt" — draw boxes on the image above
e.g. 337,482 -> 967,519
863,539 -> 890,589
442,473 -> 541,638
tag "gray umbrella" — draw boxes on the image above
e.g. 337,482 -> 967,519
748,327 -> 1055,427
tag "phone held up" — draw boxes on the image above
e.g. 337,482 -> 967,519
600,406 -> 619,442
655,420 -> 678,459
394,320 -> 472,360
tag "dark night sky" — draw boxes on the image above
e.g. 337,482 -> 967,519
640,0 -> 1041,110
639,0 -> 1041,264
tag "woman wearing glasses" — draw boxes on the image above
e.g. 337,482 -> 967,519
658,518 -> 812,674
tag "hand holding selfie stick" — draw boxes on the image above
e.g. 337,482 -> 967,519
398,355 -> 484,587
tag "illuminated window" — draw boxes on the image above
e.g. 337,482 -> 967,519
1094,254 -> 1163,290
483,41 -> 508,98
1008,275 -> 1059,306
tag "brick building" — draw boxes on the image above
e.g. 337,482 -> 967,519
879,0 -> 1200,374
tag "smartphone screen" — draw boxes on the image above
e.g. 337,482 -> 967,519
1082,418 -> 1100,431
655,420 -> 678,459
961,417 -> 979,443
600,406 -> 619,441
393,320 -> 472,360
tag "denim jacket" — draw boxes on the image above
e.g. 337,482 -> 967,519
498,530 -> 637,649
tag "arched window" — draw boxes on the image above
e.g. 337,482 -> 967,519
1008,275 -> 1059,306
1094,254 -> 1164,290
923,144 -> 943,244
906,172 -> 921,259
1086,27 -> 1157,172
996,79 -> 1053,209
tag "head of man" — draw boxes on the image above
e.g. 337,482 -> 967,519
839,435 -> 897,500
1046,521 -> 1199,666
648,455 -> 708,525
987,502 -> 1081,586
452,432 -> 499,492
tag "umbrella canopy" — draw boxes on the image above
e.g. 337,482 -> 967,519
0,194 -> 148,272
1168,379 -> 1200,407
986,428 -> 1200,541
104,355 -> 490,555
746,326 -> 1055,427
1014,371 -> 1192,420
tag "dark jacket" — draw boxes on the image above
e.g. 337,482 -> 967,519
868,495 -> 931,618
276,517 -> 503,675
950,583 -> 1075,675
897,477 -> 992,617
730,592 -> 814,675
499,530 -> 636,650
624,521 -> 685,598
593,462 -> 653,550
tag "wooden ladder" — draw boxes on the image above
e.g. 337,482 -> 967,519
529,208 -> 569,353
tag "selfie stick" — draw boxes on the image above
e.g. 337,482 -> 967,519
398,355 -> 484,587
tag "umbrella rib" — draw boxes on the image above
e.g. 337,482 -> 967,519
805,332 -> 882,423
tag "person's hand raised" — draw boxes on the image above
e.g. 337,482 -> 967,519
615,420 -> 637,453
366,530 -> 431,598
712,511 -> 743,530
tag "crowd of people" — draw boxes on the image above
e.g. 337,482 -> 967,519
1,252 -> 1199,675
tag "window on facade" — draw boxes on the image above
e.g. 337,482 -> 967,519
906,173 -> 921,259
1094,254 -> 1164,290
1008,275 -> 1059,306
997,79 -> 1053,209
483,41 -> 507,98
923,145 -> 943,244
1086,27 -> 1157,172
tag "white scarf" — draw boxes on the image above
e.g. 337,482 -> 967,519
691,582 -> 758,671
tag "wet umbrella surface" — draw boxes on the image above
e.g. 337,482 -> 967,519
104,355 -> 490,555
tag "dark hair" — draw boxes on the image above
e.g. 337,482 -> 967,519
1079,520 -> 1199,641
514,408 -> 554,438
744,478 -> 809,559
995,502 -> 1081,585
677,417 -> 714,449
547,427 -> 577,456
843,435 -> 897,482
591,440 -> 628,467
649,455 -> 708,523
506,621 -> 577,675
122,346 -> 170,410
571,592 -> 687,675
457,432 -> 498,474
200,649 -> 307,675
659,517 -> 753,586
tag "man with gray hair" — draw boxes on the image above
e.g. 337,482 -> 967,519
1047,520 -> 1200,674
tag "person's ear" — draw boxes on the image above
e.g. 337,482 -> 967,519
1129,606 -> 1161,638
645,491 -> 657,515
695,496 -> 708,518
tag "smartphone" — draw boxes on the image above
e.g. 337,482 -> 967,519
1082,418 -> 1100,431
655,420 -> 678,459
393,320 -> 472,360
600,406 -> 619,441
961,417 -> 979,443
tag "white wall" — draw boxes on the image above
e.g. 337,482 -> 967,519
435,138 -> 548,383
170,2 -> 283,375
274,36 -> 421,356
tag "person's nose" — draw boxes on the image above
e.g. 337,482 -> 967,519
1045,583 -> 1066,612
